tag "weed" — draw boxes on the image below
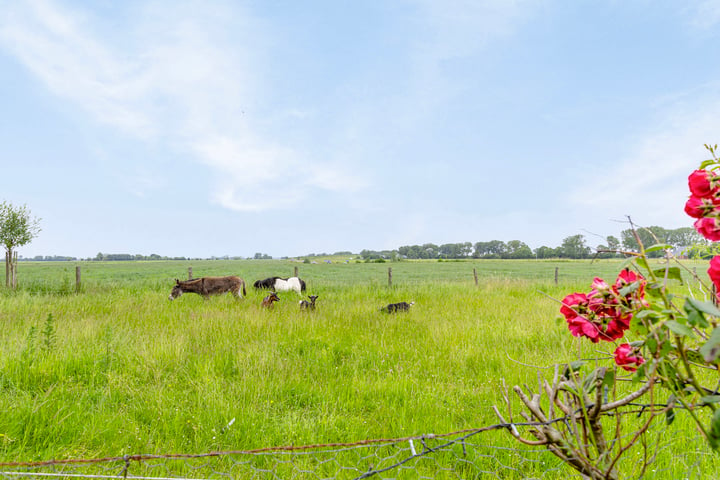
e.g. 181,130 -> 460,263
41,313 -> 56,353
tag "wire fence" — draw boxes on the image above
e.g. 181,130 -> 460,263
1,418 -> 717,480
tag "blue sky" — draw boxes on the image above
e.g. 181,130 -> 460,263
1,0 -> 719,259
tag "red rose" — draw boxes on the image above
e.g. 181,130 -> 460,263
708,256 -> 720,294
605,312 -> 632,340
566,316 -> 602,342
688,169 -> 717,198
561,293 -> 602,342
560,292 -> 588,321
685,195 -> 708,218
694,217 -> 720,241
613,343 -> 645,372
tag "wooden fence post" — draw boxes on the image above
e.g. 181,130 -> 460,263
75,266 -> 81,293
188,267 -> 193,280
294,266 -> 299,277
554,267 -> 559,285
388,267 -> 392,288
473,268 -> 478,286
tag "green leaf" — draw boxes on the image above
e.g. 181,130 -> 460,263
666,394 -> 676,426
601,370 -> 615,390
652,266 -> 683,284
645,282 -> 664,298
645,244 -> 672,254
636,257 -> 649,270
631,316 -> 649,334
646,336 -> 657,353
687,309 -> 709,328
563,360 -> 585,379
665,320 -> 695,338
631,362 -> 647,383
686,298 -> 720,318
700,159 -> 716,169
665,406 -> 676,426
709,409 -> 720,450
699,327 -> 720,363
582,367 -> 612,394
635,309 -> 656,319
619,282 -> 640,297
701,395 -> 720,405
660,339 -> 673,357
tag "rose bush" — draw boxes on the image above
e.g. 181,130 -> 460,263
498,144 -> 720,480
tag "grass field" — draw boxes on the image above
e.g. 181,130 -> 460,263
0,258 -> 718,478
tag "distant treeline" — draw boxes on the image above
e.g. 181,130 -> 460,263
22,253 -> 200,262
18,226 -> 704,262
361,227 -> 704,261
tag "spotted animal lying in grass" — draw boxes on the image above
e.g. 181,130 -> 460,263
381,301 -> 414,313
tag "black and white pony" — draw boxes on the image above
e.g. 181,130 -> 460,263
254,276 -> 306,294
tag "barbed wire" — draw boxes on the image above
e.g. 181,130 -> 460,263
1,413 -> 717,480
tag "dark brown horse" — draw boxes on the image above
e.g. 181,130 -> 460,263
169,276 -> 247,300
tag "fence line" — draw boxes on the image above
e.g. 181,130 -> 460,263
1,414 -> 715,480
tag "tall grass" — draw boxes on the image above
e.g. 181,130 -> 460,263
0,259 -> 717,478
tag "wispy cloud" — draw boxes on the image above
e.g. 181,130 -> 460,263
0,0 -> 156,136
0,0 -> 357,211
686,0 -> 720,31
568,88 -> 720,229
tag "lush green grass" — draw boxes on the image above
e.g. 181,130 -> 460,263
0,259 -> 717,478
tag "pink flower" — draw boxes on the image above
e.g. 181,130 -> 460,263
708,256 -> 720,296
560,292 -> 588,321
685,196 -> 709,218
613,343 -> 645,372
605,312 -> 632,340
694,217 -> 720,241
688,169 -> 718,198
590,277 -> 612,295
614,269 -> 648,308
685,193 -> 720,219
567,316 -> 602,342
615,269 -> 643,289
561,293 -> 602,342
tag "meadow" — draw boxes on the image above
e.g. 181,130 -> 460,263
0,258 -> 718,478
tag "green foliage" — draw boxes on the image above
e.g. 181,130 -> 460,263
0,201 -> 41,251
557,234 -> 591,259
710,410 -> 720,450
621,226 -> 703,257
41,313 -> 56,352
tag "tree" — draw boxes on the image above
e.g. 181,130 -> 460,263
421,243 -> 439,259
0,202 -> 41,288
534,245 -> 558,259
473,240 -> 507,258
666,227 -> 705,248
606,235 -> 620,252
621,225 -> 668,257
558,234 -> 590,259
504,240 -> 533,259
